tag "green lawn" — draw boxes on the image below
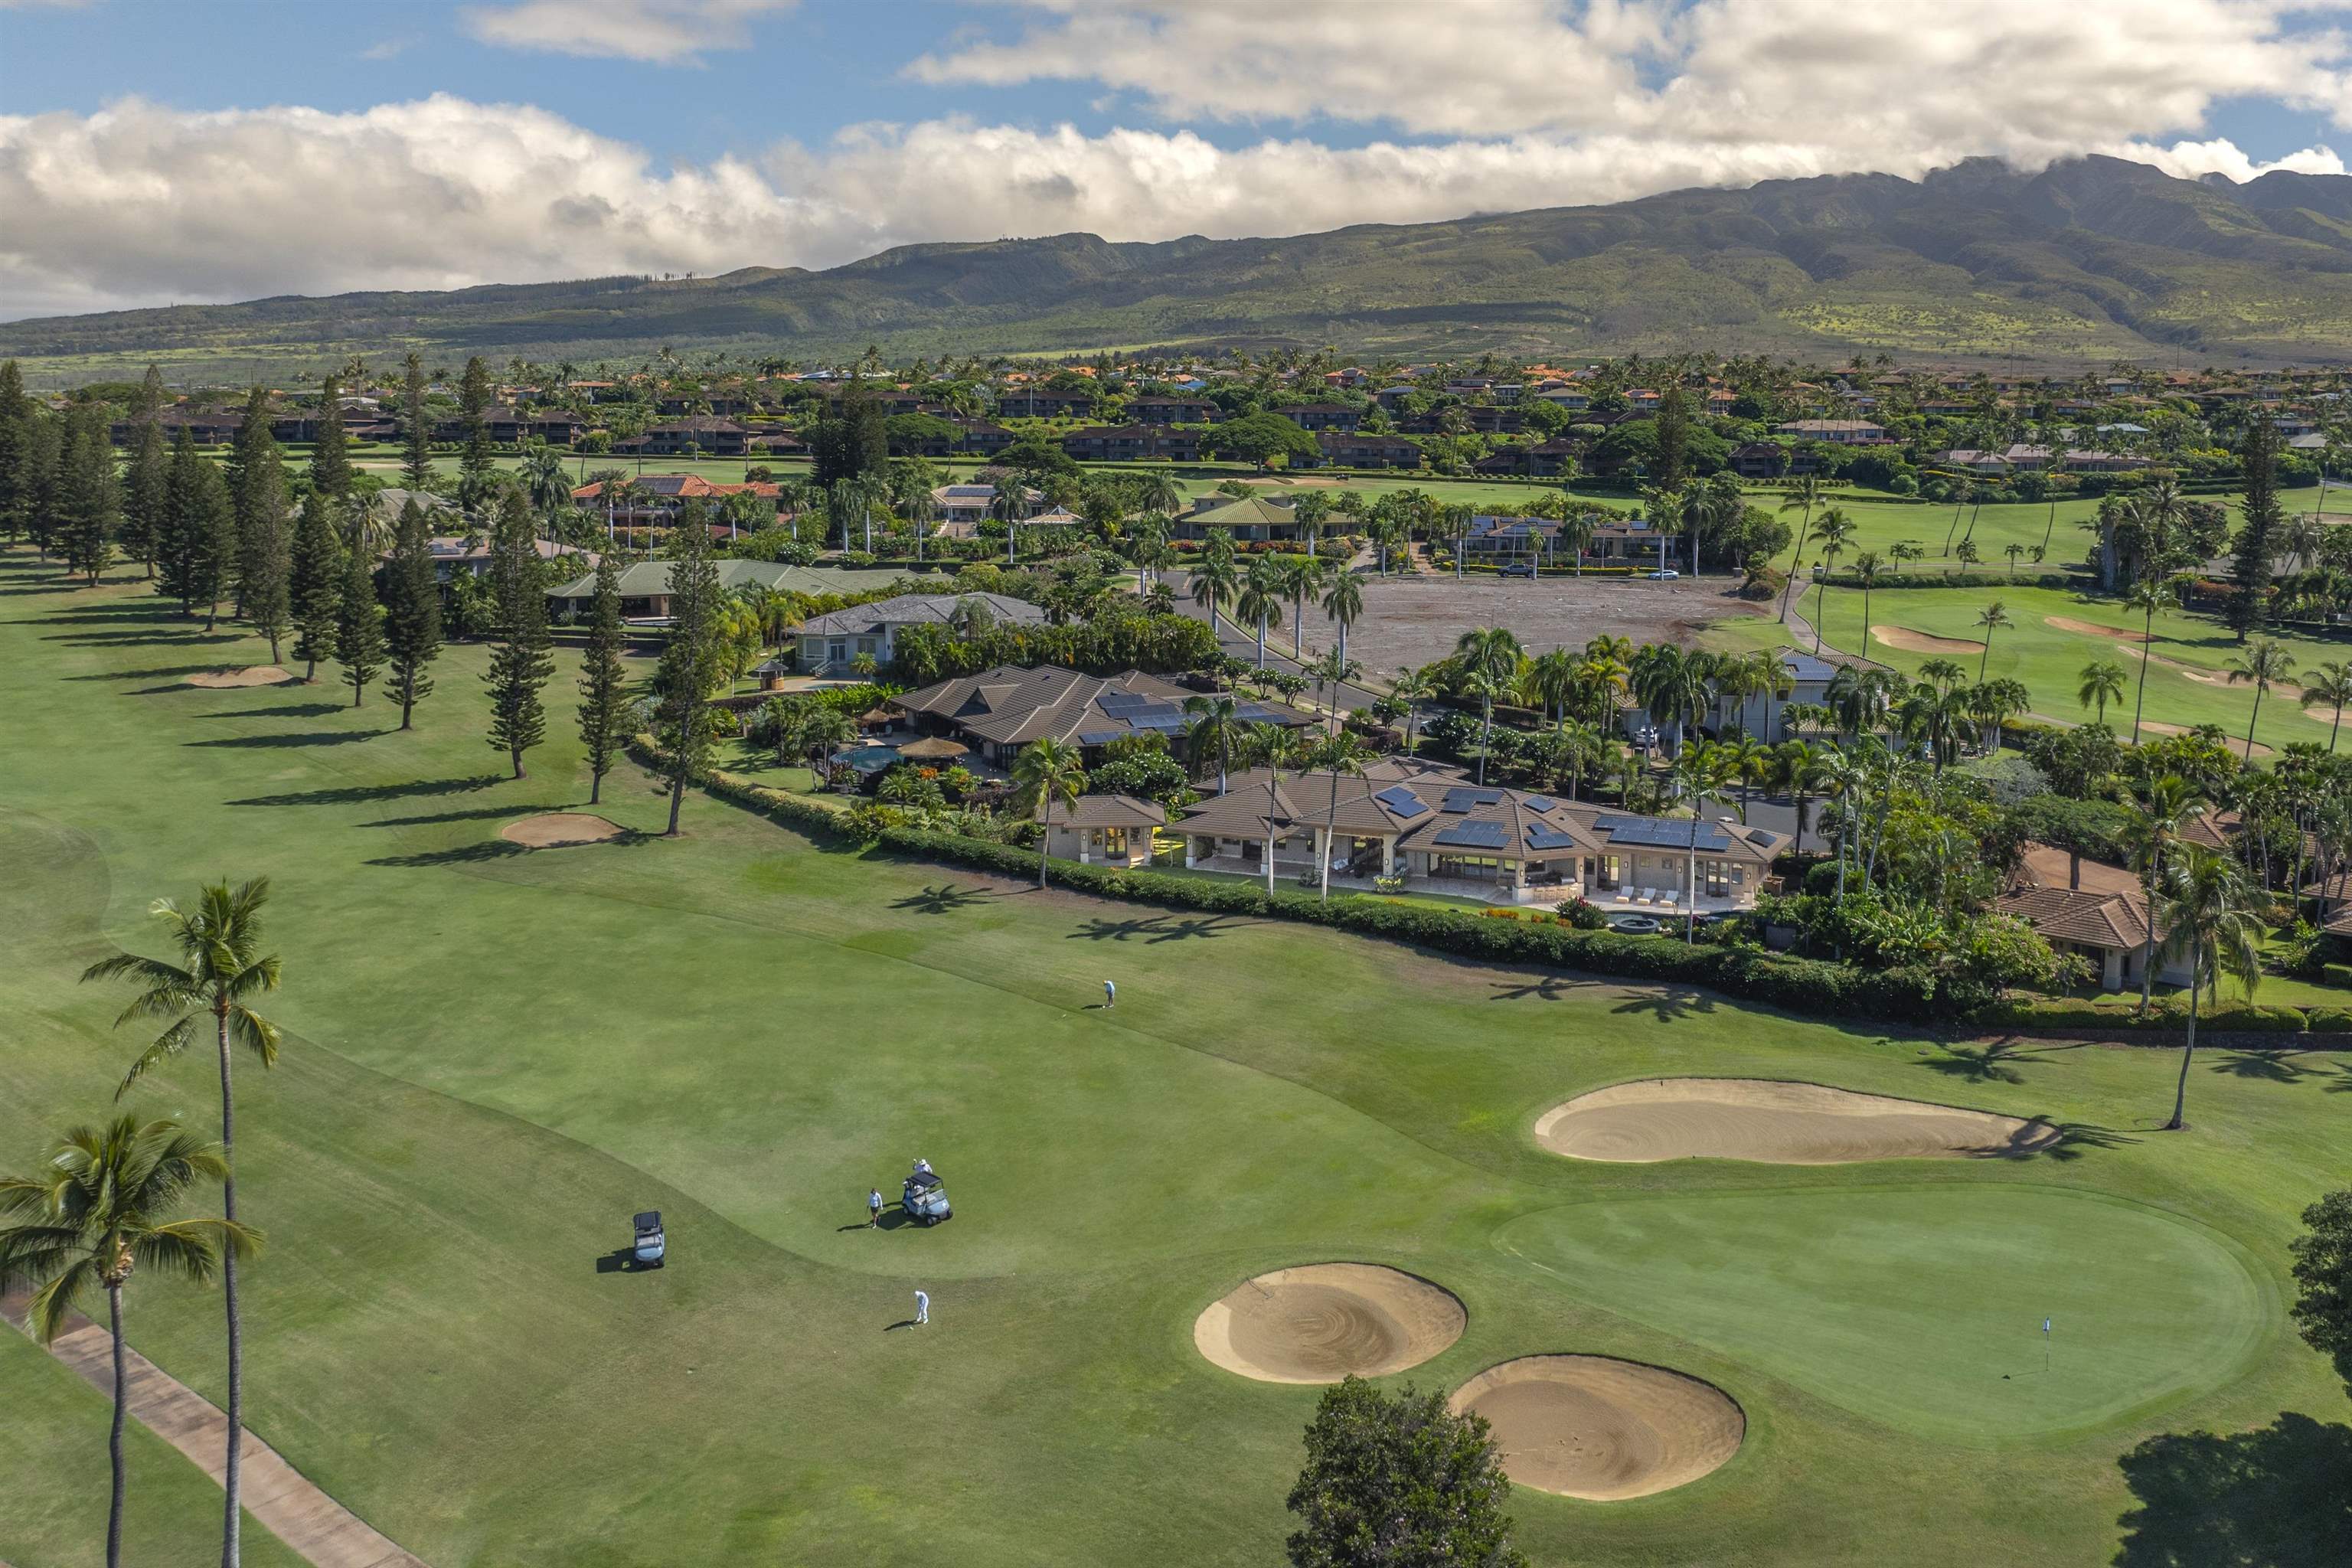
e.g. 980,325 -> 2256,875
2,544 -> 2347,1567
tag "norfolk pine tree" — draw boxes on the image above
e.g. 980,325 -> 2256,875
2227,415 -> 2282,643
227,386 -> 283,616
458,356 -> 495,503
400,352 -> 432,490
0,359 -> 29,543
577,554 -> 629,805
655,504 -> 726,835
380,499 -> 442,729
18,403 -> 60,558
119,364 -> 168,576
309,374 -> 353,501
237,462 -> 292,665
287,493 -> 344,681
482,489 -> 554,776
334,547 -> 384,707
57,403 -> 122,586
155,428 -> 210,615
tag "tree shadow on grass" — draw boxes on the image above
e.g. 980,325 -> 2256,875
2207,1050 -> 2318,1084
1914,1040 -> 2079,1086
2324,1062 -> 2352,1093
1609,988 -> 1721,1023
65,662 -> 230,682
363,803 -> 547,828
229,774 -> 503,808
14,609 -> 186,627
1973,1120 -> 2140,1162
1488,974 -> 1602,1002
43,629 -> 241,647
194,702 -> 347,720
891,884 -> 996,916
2113,1412 -> 2352,1566
186,730 -> 388,749
1066,913 -> 1251,943
364,839 -> 534,868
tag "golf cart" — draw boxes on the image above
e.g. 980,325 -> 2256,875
632,1210 -> 666,1269
902,1170 -> 952,1227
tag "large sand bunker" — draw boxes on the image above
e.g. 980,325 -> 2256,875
1451,1356 -> 1743,1501
1194,1264 -> 1465,1383
2044,616 -> 2149,642
1870,626 -> 1984,655
499,812 -> 626,848
2138,721 -> 2273,758
1534,1079 -> 2060,1165
185,666 -> 290,688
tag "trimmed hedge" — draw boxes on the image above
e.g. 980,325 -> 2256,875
637,736 -> 2352,1036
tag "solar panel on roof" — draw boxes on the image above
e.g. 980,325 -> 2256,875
1602,818 -> 1731,853
1125,704 -> 1181,724
1525,822 -> 1578,850
1440,787 -> 1507,813
1372,785 -> 1431,819
1096,691 -> 1149,713
1433,820 -> 1508,849
1524,795 -> 1557,812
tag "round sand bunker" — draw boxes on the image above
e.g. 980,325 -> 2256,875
1534,1079 -> 2060,1165
1870,626 -> 1984,655
185,666 -> 291,688
1451,1356 -> 1743,1501
499,812 -> 626,848
1194,1264 -> 1465,1383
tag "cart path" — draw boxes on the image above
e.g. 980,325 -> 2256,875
3,1289 -> 432,1568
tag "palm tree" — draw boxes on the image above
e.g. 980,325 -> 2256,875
1238,554 -> 1283,668
1189,536 -> 1240,635
1454,626 -> 1523,784
1769,739 -> 1831,855
80,879 -> 282,1568
1972,599 -> 2011,681
1308,649 -> 1361,727
1776,474 -> 1827,622
897,479 -> 942,565
1181,692 -> 1241,794
1392,665 -> 1438,756
2122,577 -> 2174,746
1942,475 -> 1973,555
1279,552 -> 1326,657
1674,741 -> 1733,942
2154,843 -> 2264,1130
2225,639 -> 2298,760
1245,722 -> 1308,893
0,1116 -> 255,1568
1851,552 -> 1885,660
2299,660 -> 2352,752
1319,568 -> 1364,671
2078,658 -> 2128,724
2124,775 -> 2204,1016
1306,732 -> 1368,902
1011,737 -> 1085,889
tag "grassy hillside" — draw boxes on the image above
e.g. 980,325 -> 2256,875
6,156 -> 2350,385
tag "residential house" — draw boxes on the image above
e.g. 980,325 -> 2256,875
410,535 -> 593,585
1994,842 -> 2187,992
930,482 -> 1041,525
1471,439 -> 1582,477
1176,763 -> 1785,909
1312,432 -> 1423,469
109,407 -> 243,446
1774,419 -> 1886,445
1039,795 -> 1166,868
1730,443 -> 1788,479
1274,402 -> 1363,432
1704,652 -> 1837,739
797,593 -> 1047,675
1061,423 -> 1200,462
571,474 -> 784,531
1173,494 -> 1303,542
616,417 -> 753,457
1127,395 -> 1221,425
1936,449 -> 2017,476
952,419 -> 1016,456
890,664 -> 1313,768
995,388 -> 1095,420
547,558 -> 854,623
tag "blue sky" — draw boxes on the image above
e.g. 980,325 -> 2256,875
2,0 -> 2347,317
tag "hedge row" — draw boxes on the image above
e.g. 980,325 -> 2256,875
638,737 -> 2352,1036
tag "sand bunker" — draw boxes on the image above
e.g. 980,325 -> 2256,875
2137,721 -> 2272,758
499,812 -> 626,848
1451,1356 -> 1743,1501
1194,1264 -> 1465,1383
2044,616 -> 2149,642
1870,626 -> 1984,655
185,666 -> 290,688
1534,1079 -> 2060,1165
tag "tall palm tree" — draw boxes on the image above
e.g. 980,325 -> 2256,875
2124,775 -> 2204,1016
1941,475 -> 1973,555
1392,665 -> 1438,756
1189,534 -> 1240,635
2122,577 -> 2174,747
81,879 -> 282,1568
1279,552 -> 1326,657
1775,473 -> 1827,622
1769,739 -> 1831,855
1749,649 -> 1796,740
1245,722 -> 1308,893
1238,554 -> 1283,668
1319,568 -> 1364,671
2078,658 -> 2128,725
2299,660 -> 2352,752
1306,731 -> 1368,902
2154,843 -> 2264,1131
1,1116 -> 255,1568
1011,737 -> 1085,889
2225,639 -> 2298,760
1851,551 -> 1886,661
1972,599 -> 2011,681
1524,648 -> 1576,725
1454,626 -> 1524,784
1181,692 -> 1241,794
1674,741 -> 1733,942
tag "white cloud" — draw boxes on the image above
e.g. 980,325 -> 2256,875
360,36 -> 417,62
7,93 -> 2344,322
459,0 -> 794,65
2115,137 -> 2347,182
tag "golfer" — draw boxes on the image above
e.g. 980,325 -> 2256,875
867,1189 -> 883,1228
914,1289 -> 929,1326
1104,979 -> 1116,1008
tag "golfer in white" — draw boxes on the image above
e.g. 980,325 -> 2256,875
1104,979 -> 1116,1008
914,1289 -> 929,1326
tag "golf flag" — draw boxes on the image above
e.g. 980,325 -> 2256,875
2043,1318 -> 2051,1335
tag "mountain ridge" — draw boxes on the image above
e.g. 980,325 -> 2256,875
7,155 -> 2350,382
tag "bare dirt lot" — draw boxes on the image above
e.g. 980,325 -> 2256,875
1293,572 -> 1769,675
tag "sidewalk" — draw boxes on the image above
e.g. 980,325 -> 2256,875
3,1290 -> 430,1568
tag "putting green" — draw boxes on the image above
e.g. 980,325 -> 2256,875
1496,1186 -> 2267,1442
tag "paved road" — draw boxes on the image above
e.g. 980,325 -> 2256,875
1167,570 -> 1393,715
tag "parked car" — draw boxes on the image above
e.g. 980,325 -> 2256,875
1645,568 -> 1681,580
632,1210 -> 666,1268
1499,562 -> 1536,578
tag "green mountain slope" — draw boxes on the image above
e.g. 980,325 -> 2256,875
6,155 -> 2347,382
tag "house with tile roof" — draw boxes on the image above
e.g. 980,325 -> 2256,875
1177,765 -> 1785,908
1991,842 -> 2187,991
890,665 -> 1314,769
1037,795 -> 1167,868
796,593 -> 1046,675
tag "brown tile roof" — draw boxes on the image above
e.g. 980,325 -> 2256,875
1994,885 -> 2160,951
1046,795 -> 1168,828
2016,842 -> 2143,898
892,665 -> 1311,749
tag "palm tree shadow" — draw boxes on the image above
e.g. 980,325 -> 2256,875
1066,913 -> 1250,942
2207,1050 -> 2314,1084
364,840 -> 535,868
891,884 -> 996,916
186,730 -> 389,749
1985,1120 -> 2140,1162
1609,988 -> 1720,1022
195,702 -> 346,720
229,775 -> 503,808
1914,1039 -> 2078,1084
2324,1063 -> 2352,1093
364,804 -> 547,828
1488,975 -> 1594,1002
2113,1411 -> 2352,1567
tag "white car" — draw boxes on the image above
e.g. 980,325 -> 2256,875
1645,568 -> 1681,580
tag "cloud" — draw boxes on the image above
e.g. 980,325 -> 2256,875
7,93 -> 2344,321
360,36 -> 417,61
459,0 -> 794,64
2116,137 -> 2347,182
912,0 -> 2352,154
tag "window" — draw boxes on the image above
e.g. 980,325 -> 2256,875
1701,860 -> 1731,897
1103,827 -> 1129,857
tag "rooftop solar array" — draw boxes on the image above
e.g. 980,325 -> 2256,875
1524,822 -> 1579,850
1598,816 -> 1731,853
1432,819 -> 1509,849
1523,795 -> 1557,812
1372,785 -> 1432,819
1096,691 -> 1152,713
1440,787 -> 1508,813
